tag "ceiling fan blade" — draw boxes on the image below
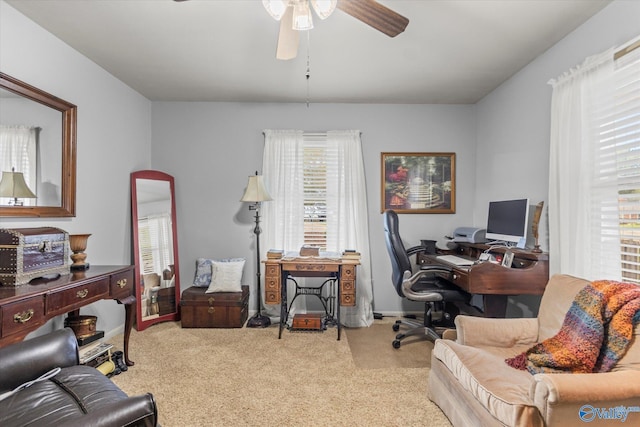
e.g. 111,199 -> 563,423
276,6 -> 299,60
337,0 -> 409,37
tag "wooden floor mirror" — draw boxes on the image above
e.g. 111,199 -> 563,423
131,170 -> 181,330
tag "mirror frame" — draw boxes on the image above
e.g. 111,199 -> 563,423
0,72 -> 77,217
131,170 -> 181,331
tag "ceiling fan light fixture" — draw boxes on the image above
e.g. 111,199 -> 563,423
262,0 -> 288,21
310,0 -> 337,20
292,0 -> 314,30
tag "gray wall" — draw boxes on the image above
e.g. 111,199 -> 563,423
151,102 -> 475,315
1,1 -> 152,338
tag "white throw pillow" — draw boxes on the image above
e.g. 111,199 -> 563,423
205,259 -> 245,293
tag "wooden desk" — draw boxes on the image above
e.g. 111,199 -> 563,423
264,256 -> 358,340
418,243 -> 549,317
0,265 -> 136,365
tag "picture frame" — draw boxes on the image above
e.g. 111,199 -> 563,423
381,152 -> 455,214
501,250 -> 514,268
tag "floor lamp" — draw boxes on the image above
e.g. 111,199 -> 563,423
241,172 -> 273,328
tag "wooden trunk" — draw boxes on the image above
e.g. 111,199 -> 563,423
0,227 -> 70,286
181,285 -> 248,328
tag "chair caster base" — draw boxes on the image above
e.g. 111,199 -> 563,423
392,339 -> 401,349
392,323 -> 400,332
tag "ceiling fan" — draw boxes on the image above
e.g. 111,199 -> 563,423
175,0 -> 409,61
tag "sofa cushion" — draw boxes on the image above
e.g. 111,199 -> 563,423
433,339 -> 543,426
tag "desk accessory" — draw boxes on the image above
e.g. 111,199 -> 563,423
69,234 -> 91,270
531,201 -> 544,253
240,172 -> 273,328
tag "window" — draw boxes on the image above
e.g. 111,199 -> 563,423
262,129 -> 373,326
137,214 -> 173,275
302,135 -> 333,249
549,38 -> 640,281
0,125 -> 37,206
597,45 -> 640,283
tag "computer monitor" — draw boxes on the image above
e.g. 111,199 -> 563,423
485,199 -> 530,245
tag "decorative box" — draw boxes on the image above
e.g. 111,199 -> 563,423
181,285 -> 249,328
64,315 -> 98,339
291,313 -> 323,331
0,227 -> 70,286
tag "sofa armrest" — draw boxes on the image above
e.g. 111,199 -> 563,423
58,393 -> 158,427
0,328 -> 78,393
454,315 -> 539,347
531,370 -> 640,423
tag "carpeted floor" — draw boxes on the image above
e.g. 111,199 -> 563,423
109,320 -> 451,427
345,320 -> 433,369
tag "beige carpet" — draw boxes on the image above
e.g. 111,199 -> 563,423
109,321 -> 451,427
345,320 -> 433,369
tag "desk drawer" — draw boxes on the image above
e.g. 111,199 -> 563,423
110,269 -> 134,299
46,278 -> 110,315
1,296 -> 45,338
340,265 -> 356,306
449,270 -> 469,291
264,264 -> 280,305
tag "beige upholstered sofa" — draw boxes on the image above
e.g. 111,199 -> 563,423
428,274 -> 640,427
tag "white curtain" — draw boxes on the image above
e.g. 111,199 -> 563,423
548,48 -> 615,278
261,129 -> 374,327
0,125 -> 37,205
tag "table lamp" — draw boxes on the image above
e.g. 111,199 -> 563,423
241,171 -> 273,328
0,168 -> 36,206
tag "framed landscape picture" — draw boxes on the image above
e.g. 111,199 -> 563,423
381,152 -> 455,214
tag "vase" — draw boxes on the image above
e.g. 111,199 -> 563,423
69,233 -> 92,270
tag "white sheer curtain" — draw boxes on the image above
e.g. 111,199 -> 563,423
0,125 -> 37,205
325,130 -> 373,327
261,129 -> 373,327
548,48 -> 615,278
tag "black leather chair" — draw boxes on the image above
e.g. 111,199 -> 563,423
383,209 -> 470,348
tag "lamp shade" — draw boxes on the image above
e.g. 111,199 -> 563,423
0,170 -> 36,199
292,0 -> 314,30
240,174 -> 273,202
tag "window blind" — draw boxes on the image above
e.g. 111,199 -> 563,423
593,45 -> 640,283
302,134 -> 331,249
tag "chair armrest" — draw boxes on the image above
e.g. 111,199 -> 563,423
531,370 -> 640,423
406,244 -> 427,258
0,328 -> 79,393
401,269 -> 453,302
454,315 -> 539,347
58,393 -> 158,427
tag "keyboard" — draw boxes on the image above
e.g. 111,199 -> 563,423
436,255 -> 475,266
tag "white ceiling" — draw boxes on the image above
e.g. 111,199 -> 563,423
6,0 -> 611,104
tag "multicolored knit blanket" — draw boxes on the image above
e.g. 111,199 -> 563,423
506,280 -> 640,374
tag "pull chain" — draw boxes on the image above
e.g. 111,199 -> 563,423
306,30 -> 311,108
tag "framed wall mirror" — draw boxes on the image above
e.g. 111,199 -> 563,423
0,72 -> 77,217
131,170 -> 181,331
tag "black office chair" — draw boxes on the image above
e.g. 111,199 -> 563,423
383,209 -> 470,348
